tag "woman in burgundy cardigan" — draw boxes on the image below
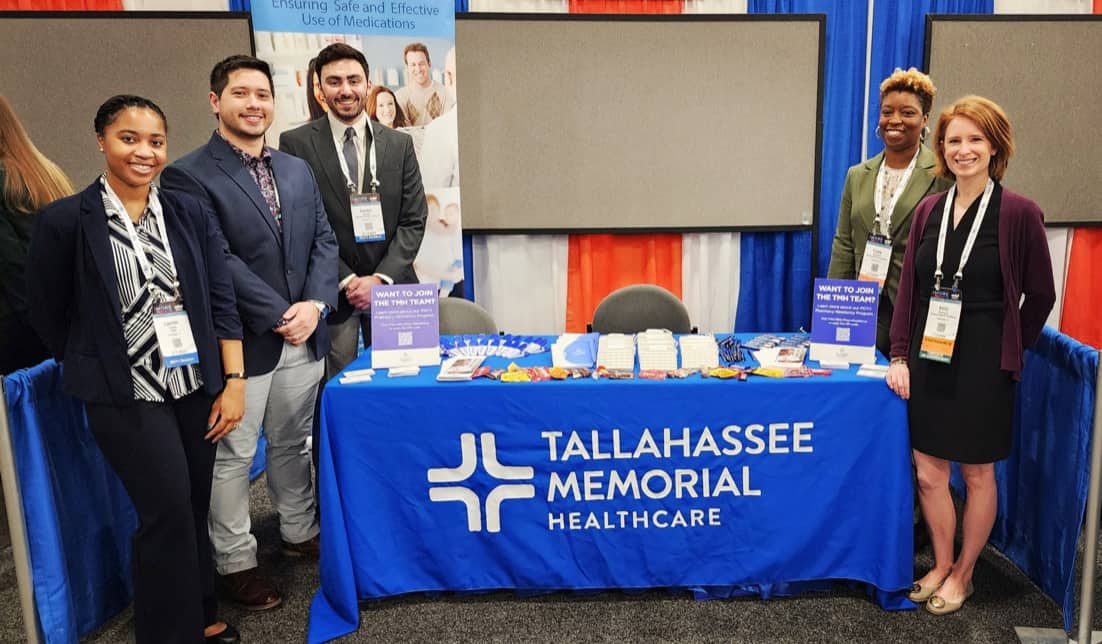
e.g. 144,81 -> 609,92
885,96 -> 1054,615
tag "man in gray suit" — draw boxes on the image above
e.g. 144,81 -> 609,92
161,55 -> 338,611
279,43 -> 427,379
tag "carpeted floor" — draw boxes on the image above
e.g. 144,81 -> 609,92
0,475 -> 1084,643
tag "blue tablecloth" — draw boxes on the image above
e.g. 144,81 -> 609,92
308,338 -> 914,643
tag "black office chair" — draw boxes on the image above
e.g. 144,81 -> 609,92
439,296 -> 498,335
588,284 -> 694,334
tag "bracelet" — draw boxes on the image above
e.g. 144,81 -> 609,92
223,372 -> 247,381
890,357 -> 908,366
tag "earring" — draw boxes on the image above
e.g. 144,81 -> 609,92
874,126 -> 882,139
921,125 -> 930,142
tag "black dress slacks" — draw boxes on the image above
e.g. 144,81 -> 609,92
85,390 -> 217,644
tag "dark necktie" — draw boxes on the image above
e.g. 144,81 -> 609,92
342,127 -> 358,190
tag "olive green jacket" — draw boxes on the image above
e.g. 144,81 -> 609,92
827,145 -> 952,304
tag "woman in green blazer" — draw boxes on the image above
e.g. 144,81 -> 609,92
828,68 -> 952,357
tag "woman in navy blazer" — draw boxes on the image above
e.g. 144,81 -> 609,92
27,96 -> 245,644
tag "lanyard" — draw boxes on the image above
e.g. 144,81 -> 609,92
101,176 -> 179,298
934,178 -> 994,291
872,146 -> 920,237
336,119 -> 379,194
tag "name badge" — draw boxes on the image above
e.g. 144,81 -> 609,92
351,192 -> 386,243
152,300 -> 200,368
858,234 -> 892,288
918,288 -> 962,364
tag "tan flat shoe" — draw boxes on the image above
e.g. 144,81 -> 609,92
908,575 -> 947,602
926,582 -> 975,615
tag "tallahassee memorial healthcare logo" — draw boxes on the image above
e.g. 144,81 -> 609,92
429,423 -> 818,534
427,432 -> 535,533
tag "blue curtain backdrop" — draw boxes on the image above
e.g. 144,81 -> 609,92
739,0 -> 869,332
864,0 -> 993,156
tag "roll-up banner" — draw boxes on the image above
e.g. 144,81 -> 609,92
251,0 -> 464,297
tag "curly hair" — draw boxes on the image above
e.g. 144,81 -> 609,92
879,67 -> 937,115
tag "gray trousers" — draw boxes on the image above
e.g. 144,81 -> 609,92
209,342 -> 323,575
326,310 -> 372,380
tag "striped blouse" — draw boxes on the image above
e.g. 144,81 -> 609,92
100,177 -> 203,402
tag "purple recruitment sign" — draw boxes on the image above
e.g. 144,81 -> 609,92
370,284 -> 440,353
810,278 -> 878,347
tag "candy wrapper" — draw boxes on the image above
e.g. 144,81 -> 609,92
750,366 -> 825,378
706,367 -> 748,380
500,370 -> 531,382
593,366 -> 635,380
548,366 -> 570,380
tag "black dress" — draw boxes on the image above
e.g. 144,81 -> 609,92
908,185 -> 1014,464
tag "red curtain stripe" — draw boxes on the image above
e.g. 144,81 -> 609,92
1059,230 -> 1102,351
1058,0 -> 1102,349
564,0 -> 684,332
568,0 -> 682,13
1,0 -> 123,8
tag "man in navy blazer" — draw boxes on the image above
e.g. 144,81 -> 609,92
160,55 -> 338,610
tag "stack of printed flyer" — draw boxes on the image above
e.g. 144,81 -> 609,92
551,333 -> 599,368
678,335 -> 719,370
596,334 -> 636,371
436,356 -> 486,381
636,329 -> 678,371
751,346 -> 807,369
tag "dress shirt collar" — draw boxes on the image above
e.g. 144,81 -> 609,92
216,130 -> 272,166
327,111 -> 368,148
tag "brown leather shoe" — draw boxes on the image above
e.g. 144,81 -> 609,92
281,534 -> 320,559
217,568 -> 283,611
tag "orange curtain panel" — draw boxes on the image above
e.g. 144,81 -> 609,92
565,233 -> 684,331
1060,229 -> 1102,349
563,0 -> 683,332
568,0 -> 682,13
1059,0 -> 1102,349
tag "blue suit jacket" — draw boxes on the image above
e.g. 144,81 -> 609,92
161,133 -> 338,377
27,180 -> 243,406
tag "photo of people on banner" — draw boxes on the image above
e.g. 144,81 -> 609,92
253,22 -> 461,297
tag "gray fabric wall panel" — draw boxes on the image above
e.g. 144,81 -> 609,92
0,13 -> 254,189
927,17 -> 1102,226
455,15 -> 822,232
